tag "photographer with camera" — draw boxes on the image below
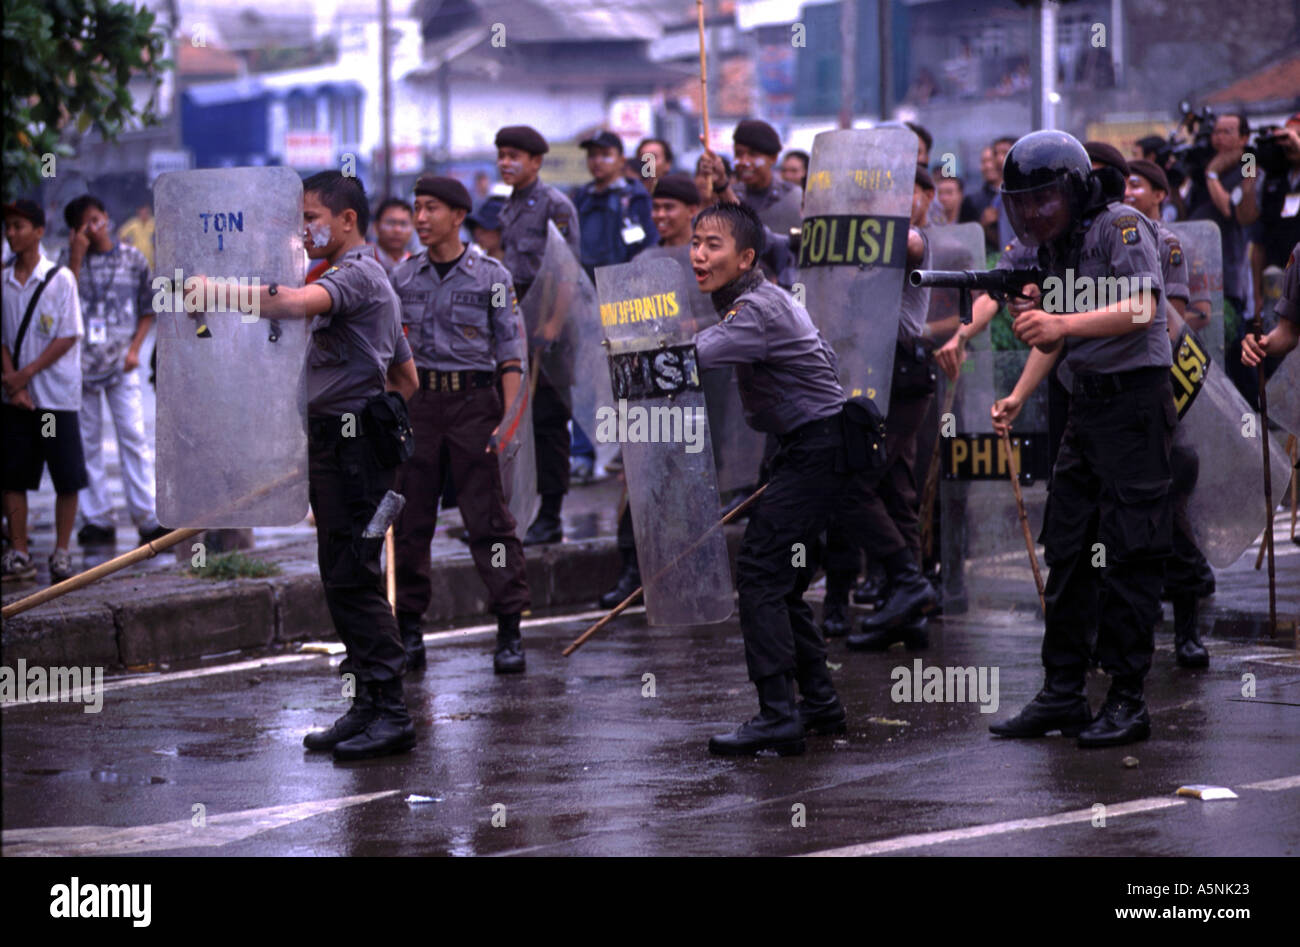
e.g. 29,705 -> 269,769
1186,112 -> 1260,403
1248,113 -> 1300,334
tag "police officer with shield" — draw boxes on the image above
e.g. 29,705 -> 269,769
690,202 -> 852,757
213,171 -> 420,761
389,176 -> 532,675
988,132 -> 1175,748
495,125 -> 582,545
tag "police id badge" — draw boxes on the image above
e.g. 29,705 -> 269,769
621,220 -> 646,246
87,302 -> 108,345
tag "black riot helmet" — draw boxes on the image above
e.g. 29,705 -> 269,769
999,131 -> 1093,248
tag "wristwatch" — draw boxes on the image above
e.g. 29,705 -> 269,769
1205,171 -> 1219,181
267,282 -> 279,296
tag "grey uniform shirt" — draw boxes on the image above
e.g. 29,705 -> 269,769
390,247 -> 524,372
498,177 -> 580,288
695,276 -> 845,435
1052,202 -> 1171,377
898,228 -> 932,341
734,177 -> 803,234
637,243 -> 717,331
1153,220 -> 1189,304
308,243 -> 412,417
1276,242 -> 1300,327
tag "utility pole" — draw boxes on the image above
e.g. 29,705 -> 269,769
840,0 -> 857,129
379,0 -> 393,197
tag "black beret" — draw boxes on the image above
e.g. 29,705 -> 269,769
1128,159 -> 1170,195
579,130 -> 623,153
2,198 -> 44,229
652,172 -> 701,206
733,119 -> 782,157
914,165 -> 935,192
494,125 -> 549,156
413,175 -> 472,213
1084,140 -> 1129,176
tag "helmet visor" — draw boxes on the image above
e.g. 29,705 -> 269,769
1002,179 -> 1073,248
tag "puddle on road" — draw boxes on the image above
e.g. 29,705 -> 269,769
91,769 -> 168,785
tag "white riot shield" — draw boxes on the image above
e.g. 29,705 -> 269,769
519,222 -> 614,469
596,257 -> 734,626
1169,326 -> 1294,567
154,167 -> 308,527
799,127 -> 917,416
940,342 -> 1051,612
1265,351 -> 1300,437
1169,221 -> 1225,368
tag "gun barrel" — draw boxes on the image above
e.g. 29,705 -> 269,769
909,269 -> 985,289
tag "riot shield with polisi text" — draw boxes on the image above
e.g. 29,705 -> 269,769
154,167 -> 308,527
595,256 -> 734,626
798,127 -> 916,417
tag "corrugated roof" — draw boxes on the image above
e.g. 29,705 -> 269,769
1204,53 -> 1300,108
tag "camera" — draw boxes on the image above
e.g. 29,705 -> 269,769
1249,125 -> 1291,176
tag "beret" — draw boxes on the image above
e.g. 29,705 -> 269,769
1084,140 -> 1129,176
652,172 -> 701,206
1128,159 -> 1170,194
494,125 -> 549,155
733,119 -> 782,157
413,175 -> 473,212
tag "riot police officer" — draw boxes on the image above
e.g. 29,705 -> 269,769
690,202 -> 852,757
230,171 -> 420,761
389,176 -> 532,675
988,132 -> 1175,748
494,125 -> 582,546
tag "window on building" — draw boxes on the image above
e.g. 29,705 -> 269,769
288,95 -> 315,131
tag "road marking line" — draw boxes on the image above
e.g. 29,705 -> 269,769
2,790 -> 400,857
802,773 -> 1300,856
2,608 -> 635,709
801,796 -> 1187,856
1240,774 -> 1300,791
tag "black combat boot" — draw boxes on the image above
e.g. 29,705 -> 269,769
599,553 -> 641,609
524,494 -> 563,546
1172,594 -> 1209,668
852,558 -> 887,605
858,549 -> 938,630
493,612 -> 526,674
398,610 -> 426,672
795,660 -> 847,735
330,680 -> 415,760
303,683 -> 376,751
1077,678 -> 1150,748
708,672 -> 806,756
846,614 -> 929,652
821,569 -> 854,638
989,669 -> 1091,738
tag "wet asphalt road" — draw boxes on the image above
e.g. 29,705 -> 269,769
3,598 -> 1298,857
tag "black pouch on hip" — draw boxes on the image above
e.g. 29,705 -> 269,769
362,391 -> 416,469
840,396 -> 888,472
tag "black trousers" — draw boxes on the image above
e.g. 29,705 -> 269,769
308,427 -> 405,685
825,389 -> 933,575
737,416 -> 865,682
532,378 -> 571,497
1040,370 -> 1175,684
1165,438 -> 1214,596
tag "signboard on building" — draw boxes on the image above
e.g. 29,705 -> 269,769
285,132 -> 334,169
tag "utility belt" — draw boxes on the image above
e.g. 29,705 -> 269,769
418,368 -> 496,393
1071,365 -> 1168,400
778,414 -> 842,448
308,391 -> 415,469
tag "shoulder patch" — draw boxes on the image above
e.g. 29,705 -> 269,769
1166,239 -> 1183,266
723,308 -> 739,323
1114,214 -> 1140,246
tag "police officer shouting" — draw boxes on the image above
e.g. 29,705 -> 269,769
495,125 -> 583,546
691,202 -> 850,757
389,177 -> 532,674
210,171 -> 419,761
989,132 -> 1175,748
